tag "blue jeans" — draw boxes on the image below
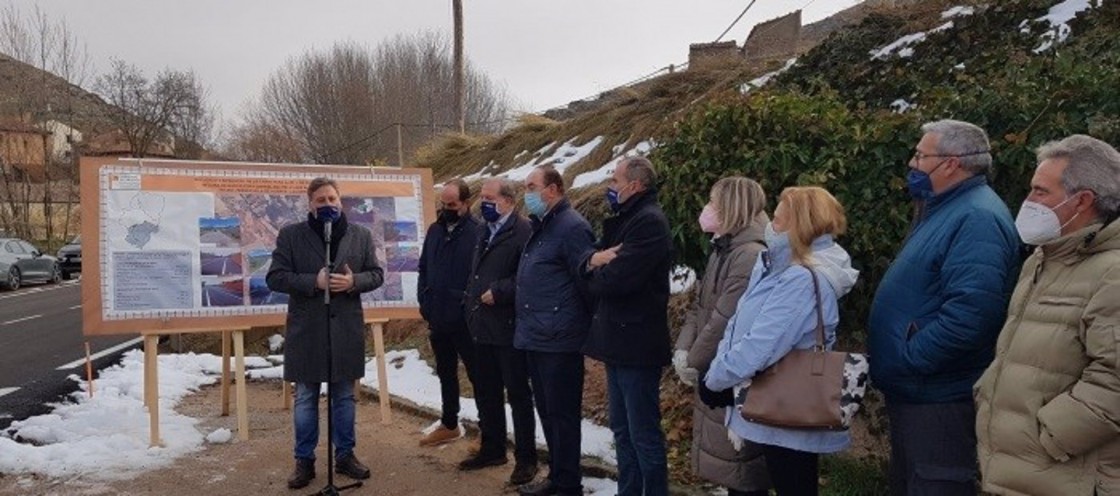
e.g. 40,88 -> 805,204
607,364 -> 668,496
293,381 -> 356,460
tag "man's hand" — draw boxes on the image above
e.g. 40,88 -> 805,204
329,263 -> 355,292
480,289 -> 495,305
588,244 -> 622,270
316,268 -> 329,290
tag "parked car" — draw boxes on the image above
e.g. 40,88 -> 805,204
0,237 -> 61,290
56,235 -> 81,280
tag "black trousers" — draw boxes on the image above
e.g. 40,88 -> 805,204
887,400 -> 977,496
526,350 -> 584,493
429,324 -> 477,428
473,342 -> 537,464
762,444 -> 819,496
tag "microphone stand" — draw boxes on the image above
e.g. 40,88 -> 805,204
314,217 -> 361,496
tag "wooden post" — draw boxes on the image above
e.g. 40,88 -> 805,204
233,330 -> 249,440
220,330 -> 231,416
84,341 -> 94,399
396,123 -> 404,168
143,334 -> 162,447
372,320 -> 391,424
283,381 -> 291,410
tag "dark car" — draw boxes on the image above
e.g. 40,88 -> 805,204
56,235 -> 81,280
1,237 -> 61,290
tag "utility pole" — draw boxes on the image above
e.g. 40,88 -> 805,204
453,0 -> 465,134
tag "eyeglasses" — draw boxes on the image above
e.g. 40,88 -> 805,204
912,149 -> 958,162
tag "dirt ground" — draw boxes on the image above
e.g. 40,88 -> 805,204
0,379 -> 530,496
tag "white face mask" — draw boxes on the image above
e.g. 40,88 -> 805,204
1014,196 -> 1079,245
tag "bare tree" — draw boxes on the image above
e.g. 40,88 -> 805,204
95,59 -> 213,159
226,33 -> 509,165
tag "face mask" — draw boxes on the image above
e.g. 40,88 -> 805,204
906,159 -> 949,199
1015,196 -> 1079,245
764,222 -> 789,251
439,208 -> 461,224
524,192 -> 547,217
480,201 -> 501,223
315,205 -> 341,223
698,204 -> 720,233
606,187 -> 621,213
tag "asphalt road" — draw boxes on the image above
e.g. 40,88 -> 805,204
0,280 -> 140,430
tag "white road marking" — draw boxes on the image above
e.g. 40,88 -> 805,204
2,314 -> 42,326
0,280 -> 79,301
55,337 -> 144,370
0,387 -> 19,398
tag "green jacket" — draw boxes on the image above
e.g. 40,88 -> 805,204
975,220 -> 1120,496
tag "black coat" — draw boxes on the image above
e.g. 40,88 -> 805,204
267,220 -> 384,383
582,190 -> 673,367
418,215 -> 480,330
465,213 -> 532,345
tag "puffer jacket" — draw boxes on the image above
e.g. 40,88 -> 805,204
675,216 -> 769,491
975,220 -> 1120,496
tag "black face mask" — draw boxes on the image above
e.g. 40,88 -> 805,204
439,208 -> 462,224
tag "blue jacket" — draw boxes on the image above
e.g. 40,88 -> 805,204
514,198 -> 595,353
868,175 -> 1021,404
706,236 -> 860,454
418,215 -> 481,330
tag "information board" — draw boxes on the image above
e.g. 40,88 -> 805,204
79,157 -> 434,335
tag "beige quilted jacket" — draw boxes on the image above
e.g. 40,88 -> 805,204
975,220 -> 1120,495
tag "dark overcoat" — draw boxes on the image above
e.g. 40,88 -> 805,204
465,213 -> 532,345
267,220 -> 384,382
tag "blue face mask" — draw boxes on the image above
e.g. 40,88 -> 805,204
606,187 -> 621,213
315,205 -> 341,223
480,201 -> 501,223
906,168 -> 935,199
524,192 -> 547,217
764,222 -> 789,252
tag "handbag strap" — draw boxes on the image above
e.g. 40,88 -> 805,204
807,267 -> 825,351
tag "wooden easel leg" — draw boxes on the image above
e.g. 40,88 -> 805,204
84,341 -> 94,399
283,381 -> 291,410
233,330 -> 249,441
221,331 -> 231,416
373,323 -> 391,424
144,334 -> 162,447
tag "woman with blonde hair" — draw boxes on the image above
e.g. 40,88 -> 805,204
699,186 -> 859,496
674,176 -> 771,496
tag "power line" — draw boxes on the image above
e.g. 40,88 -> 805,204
715,0 -> 760,42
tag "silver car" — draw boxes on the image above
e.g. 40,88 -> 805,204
0,237 -> 61,290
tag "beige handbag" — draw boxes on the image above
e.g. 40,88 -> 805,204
740,269 -> 868,430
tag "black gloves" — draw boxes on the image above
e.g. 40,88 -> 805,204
697,376 -> 734,409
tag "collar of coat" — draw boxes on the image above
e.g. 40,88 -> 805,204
614,188 -> 658,217
713,212 -> 769,252
1039,218 -> 1120,264
529,197 -> 571,230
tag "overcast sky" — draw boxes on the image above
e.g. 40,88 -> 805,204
4,0 -> 861,126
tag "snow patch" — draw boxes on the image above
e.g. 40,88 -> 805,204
670,266 -> 697,295
890,99 -> 916,113
1023,0 -> 1097,53
739,58 -> 797,94
267,333 -> 284,352
870,19 -> 957,60
205,428 -> 232,444
499,136 -> 605,182
571,140 -> 656,189
941,5 -> 976,19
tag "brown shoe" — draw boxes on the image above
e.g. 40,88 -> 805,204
419,424 -> 462,446
334,453 -> 371,480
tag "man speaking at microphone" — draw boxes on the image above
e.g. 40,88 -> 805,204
268,177 -> 385,489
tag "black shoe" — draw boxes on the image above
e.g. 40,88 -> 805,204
518,478 -> 557,496
287,458 -> 315,489
508,462 -> 539,486
458,453 -> 508,471
334,454 -> 371,480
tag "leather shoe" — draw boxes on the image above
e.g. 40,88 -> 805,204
287,458 -> 315,489
334,453 -> 371,479
518,478 -> 557,496
458,453 -> 508,471
508,462 -> 539,486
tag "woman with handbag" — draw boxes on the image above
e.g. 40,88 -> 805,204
699,186 -> 860,496
674,176 -> 771,496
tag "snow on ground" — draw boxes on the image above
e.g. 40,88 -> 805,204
890,99 -> 916,113
362,349 -> 618,466
1,348 -> 620,488
870,5 -> 974,60
670,266 -> 697,295
739,58 -> 798,94
267,333 -> 284,352
501,136 -> 605,181
571,140 -> 655,189
1022,0 -> 1097,53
